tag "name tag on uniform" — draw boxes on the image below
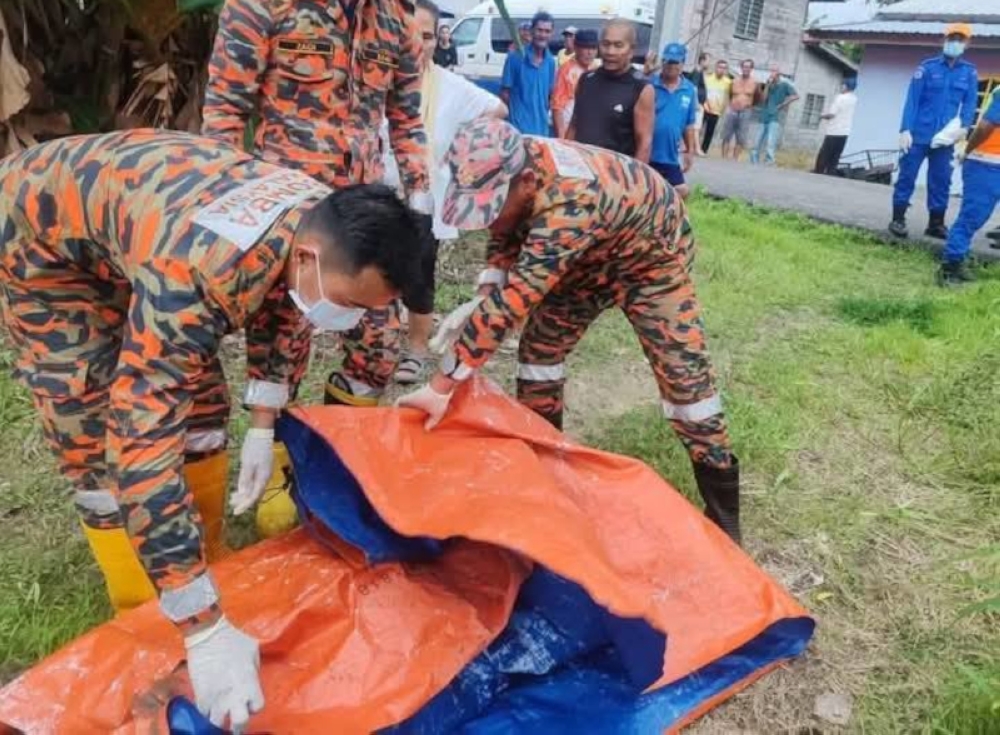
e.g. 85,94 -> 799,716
193,171 -> 331,252
543,140 -> 596,181
362,46 -> 399,68
277,38 -> 334,55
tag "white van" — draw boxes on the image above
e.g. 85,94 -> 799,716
450,0 -> 655,89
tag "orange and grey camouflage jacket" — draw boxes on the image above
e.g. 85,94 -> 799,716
202,0 -> 430,196
442,138 -> 693,379
0,131 -> 325,620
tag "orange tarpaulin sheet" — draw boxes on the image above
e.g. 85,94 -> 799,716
0,535 -> 527,733
0,378 -> 812,733
288,379 -> 809,690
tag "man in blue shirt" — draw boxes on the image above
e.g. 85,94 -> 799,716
501,11 -> 557,136
650,42 -> 699,198
889,23 -> 979,240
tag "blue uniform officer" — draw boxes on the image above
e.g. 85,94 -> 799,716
649,42 -> 699,199
938,86 -> 1000,285
889,23 -> 978,240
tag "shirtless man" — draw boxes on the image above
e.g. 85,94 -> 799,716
721,59 -> 758,160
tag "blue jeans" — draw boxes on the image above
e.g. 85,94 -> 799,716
750,120 -> 781,165
942,158 -> 1000,264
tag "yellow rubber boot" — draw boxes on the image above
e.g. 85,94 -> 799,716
255,442 -> 300,539
183,451 -> 232,562
80,522 -> 156,613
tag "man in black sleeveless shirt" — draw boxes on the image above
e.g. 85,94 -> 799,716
567,20 -> 654,162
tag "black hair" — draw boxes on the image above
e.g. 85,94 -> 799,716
302,185 -> 427,303
698,52 -> 710,63
531,11 -> 554,29
415,0 -> 440,24
742,58 -> 754,67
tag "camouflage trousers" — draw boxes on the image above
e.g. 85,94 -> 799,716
515,252 -> 734,469
336,302 -> 402,395
0,240 -> 230,529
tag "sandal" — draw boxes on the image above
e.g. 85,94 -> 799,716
395,352 -> 428,384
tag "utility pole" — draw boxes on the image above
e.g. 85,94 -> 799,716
651,0 -> 688,56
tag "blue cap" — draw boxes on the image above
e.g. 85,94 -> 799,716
662,42 -> 687,64
843,77 -> 857,91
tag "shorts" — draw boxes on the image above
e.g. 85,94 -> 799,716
651,162 -> 685,188
721,109 -> 753,148
403,236 -> 439,315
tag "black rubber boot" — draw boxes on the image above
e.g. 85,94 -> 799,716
924,211 -> 949,240
937,260 -> 975,287
693,458 -> 741,545
888,205 -> 908,238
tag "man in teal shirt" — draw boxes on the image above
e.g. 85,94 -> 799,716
750,63 -> 799,165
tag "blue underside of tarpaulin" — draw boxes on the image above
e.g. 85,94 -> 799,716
277,415 -> 814,734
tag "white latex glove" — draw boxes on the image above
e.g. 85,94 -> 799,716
428,296 -> 485,355
232,428 -> 274,516
396,383 -> 454,430
185,616 -> 264,732
899,130 -> 913,153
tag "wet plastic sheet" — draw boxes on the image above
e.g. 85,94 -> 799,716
0,377 -> 814,733
280,378 -> 814,731
0,533 -> 527,733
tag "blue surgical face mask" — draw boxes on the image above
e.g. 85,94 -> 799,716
289,256 -> 367,332
943,40 -> 966,58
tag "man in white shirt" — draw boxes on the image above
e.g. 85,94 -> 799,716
383,0 -> 508,383
813,77 -> 858,176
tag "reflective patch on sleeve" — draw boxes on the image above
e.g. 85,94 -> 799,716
193,171 -> 332,252
914,68 -> 924,80
541,140 -> 597,181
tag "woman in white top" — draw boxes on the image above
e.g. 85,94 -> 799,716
383,0 -> 508,383
813,77 -> 858,176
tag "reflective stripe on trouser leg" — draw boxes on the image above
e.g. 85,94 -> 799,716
516,362 -> 568,431
517,287 -> 607,432
623,260 -> 734,469
334,300 -> 402,399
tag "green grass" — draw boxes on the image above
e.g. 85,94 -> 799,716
579,196 -> 1000,733
2,195 -> 999,732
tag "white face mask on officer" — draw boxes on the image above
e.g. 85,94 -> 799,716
943,40 -> 966,58
289,256 -> 367,332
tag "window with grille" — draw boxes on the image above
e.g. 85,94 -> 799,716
734,0 -> 764,39
801,94 -> 825,129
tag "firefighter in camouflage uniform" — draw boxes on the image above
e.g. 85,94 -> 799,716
0,129 -> 425,729
202,0 -> 434,535
398,118 -> 743,544
203,0 -> 433,406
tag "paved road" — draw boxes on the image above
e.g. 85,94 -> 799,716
687,157 -> 1000,262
